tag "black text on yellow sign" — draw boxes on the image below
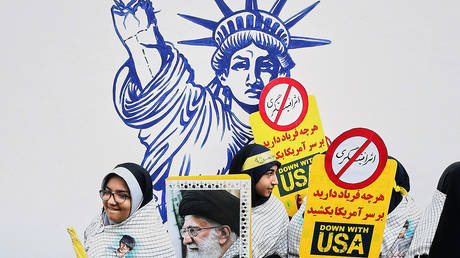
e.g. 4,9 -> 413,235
276,155 -> 313,197
310,222 -> 373,257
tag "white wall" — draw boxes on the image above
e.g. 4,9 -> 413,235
1,0 -> 459,256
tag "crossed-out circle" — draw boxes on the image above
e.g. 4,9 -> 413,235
324,128 -> 388,190
259,77 -> 308,131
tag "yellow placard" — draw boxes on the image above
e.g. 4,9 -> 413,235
66,227 -> 88,258
299,155 -> 397,258
250,95 -> 328,216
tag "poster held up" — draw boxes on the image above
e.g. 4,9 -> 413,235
250,77 -> 328,216
299,129 -> 396,258
166,175 -> 252,258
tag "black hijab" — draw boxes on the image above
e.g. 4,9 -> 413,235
229,144 -> 281,207
429,162 -> 460,257
388,156 -> 410,213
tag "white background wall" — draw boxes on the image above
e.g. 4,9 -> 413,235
1,0 -> 459,256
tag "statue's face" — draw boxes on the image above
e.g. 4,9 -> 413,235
218,43 -> 284,110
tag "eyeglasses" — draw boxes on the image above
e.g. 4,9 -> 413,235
99,189 -> 130,204
180,226 -> 220,238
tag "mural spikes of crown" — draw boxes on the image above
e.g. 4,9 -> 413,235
177,0 -> 331,50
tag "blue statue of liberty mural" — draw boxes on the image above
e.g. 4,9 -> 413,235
110,0 -> 330,221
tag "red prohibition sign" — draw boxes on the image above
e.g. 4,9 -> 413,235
325,128 -> 388,190
259,77 -> 308,131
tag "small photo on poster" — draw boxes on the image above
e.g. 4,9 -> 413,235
166,175 -> 251,258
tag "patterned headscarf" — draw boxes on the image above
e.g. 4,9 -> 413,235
429,162 -> 460,256
405,162 -> 460,256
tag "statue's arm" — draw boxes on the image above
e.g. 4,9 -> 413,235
111,0 -> 167,88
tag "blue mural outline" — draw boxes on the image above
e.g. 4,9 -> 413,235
110,0 -> 330,221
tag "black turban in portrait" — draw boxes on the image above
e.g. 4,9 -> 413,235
179,190 -> 240,236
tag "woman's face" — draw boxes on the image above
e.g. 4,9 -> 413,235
218,43 -> 283,109
103,175 -> 131,223
255,165 -> 279,197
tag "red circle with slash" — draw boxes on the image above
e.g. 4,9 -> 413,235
325,128 -> 387,189
259,77 -> 308,131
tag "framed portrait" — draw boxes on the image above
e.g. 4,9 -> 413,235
166,175 -> 251,258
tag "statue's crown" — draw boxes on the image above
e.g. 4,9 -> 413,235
178,0 -> 330,50
213,11 -> 289,48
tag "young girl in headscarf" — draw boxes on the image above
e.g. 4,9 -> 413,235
229,144 -> 289,258
84,163 -> 175,257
